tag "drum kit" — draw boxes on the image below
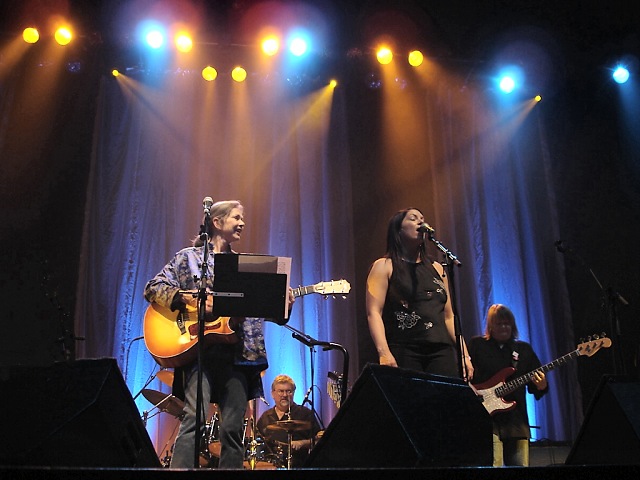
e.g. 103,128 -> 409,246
141,370 -> 310,469
265,419 -> 313,470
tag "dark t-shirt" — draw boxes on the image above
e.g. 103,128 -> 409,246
256,403 -> 321,467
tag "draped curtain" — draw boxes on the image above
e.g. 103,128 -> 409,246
73,68 -> 581,454
74,75 -> 357,450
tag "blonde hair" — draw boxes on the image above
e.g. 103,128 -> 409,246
484,304 -> 519,340
271,374 -> 296,392
193,200 -> 243,247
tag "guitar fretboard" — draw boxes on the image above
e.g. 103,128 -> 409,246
292,285 -> 317,297
496,349 -> 580,397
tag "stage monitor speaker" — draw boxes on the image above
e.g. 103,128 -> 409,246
565,375 -> 640,465
305,364 -> 492,468
0,358 -> 161,467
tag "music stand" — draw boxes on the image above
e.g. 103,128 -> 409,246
212,253 -> 291,323
191,253 -> 291,467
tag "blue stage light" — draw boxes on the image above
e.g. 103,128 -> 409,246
146,30 -> 164,49
499,76 -> 516,94
287,29 -> 311,57
495,65 -> 524,95
137,21 -> 166,50
613,65 -> 630,84
289,37 -> 308,57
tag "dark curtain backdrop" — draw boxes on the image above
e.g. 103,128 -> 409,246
73,74 -> 357,448
348,73 -> 582,443
67,62 -> 582,451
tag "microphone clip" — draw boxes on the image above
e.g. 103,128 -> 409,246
301,386 -> 313,406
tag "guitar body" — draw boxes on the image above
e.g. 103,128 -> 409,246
143,303 -> 238,368
470,367 -> 517,416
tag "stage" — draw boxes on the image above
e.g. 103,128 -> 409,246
2,465 -> 640,480
3,441 -> 639,480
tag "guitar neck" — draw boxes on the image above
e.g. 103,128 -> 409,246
291,285 -> 316,298
289,279 -> 350,299
498,349 -> 580,397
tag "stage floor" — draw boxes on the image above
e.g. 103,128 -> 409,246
2,465 -> 640,480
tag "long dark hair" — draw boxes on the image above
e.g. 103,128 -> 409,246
384,207 -> 428,264
383,207 -> 429,299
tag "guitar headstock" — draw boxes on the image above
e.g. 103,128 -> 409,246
577,334 -> 612,357
312,279 -> 351,297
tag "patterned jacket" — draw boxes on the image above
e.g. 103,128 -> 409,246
144,245 -> 268,400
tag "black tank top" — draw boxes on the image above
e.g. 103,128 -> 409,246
382,261 -> 453,346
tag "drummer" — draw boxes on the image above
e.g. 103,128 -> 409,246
256,374 -> 322,468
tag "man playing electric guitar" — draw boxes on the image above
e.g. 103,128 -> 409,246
468,304 -> 548,467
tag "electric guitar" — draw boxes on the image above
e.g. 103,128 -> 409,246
469,335 -> 611,416
143,279 -> 351,368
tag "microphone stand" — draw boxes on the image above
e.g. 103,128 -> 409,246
131,365 -> 163,401
284,324 -> 349,428
124,335 -> 144,383
193,217 -> 212,468
555,241 -> 629,375
424,230 -> 467,381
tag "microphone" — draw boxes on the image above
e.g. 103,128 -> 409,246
302,386 -> 313,406
418,222 -> 435,234
202,196 -> 213,216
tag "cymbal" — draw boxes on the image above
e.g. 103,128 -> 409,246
156,369 -> 174,387
266,419 -> 311,432
142,388 -> 184,417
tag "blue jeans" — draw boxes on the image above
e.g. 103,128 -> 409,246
170,359 -> 249,469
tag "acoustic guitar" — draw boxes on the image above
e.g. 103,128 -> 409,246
144,279 -> 351,368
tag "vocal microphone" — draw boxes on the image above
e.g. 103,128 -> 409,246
202,196 -> 214,216
418,222 -> 435,234
302,386 -> 313,406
